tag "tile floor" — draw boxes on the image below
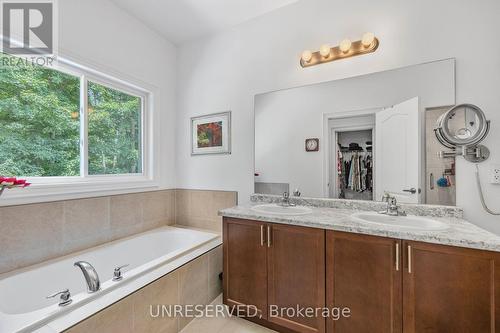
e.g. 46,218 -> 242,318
180,295 -> 276,333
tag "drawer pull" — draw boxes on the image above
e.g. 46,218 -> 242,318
395,243 -> 400,271
260,225 -> 265,246
408,245 -> 412,273
267,226 -> 272,247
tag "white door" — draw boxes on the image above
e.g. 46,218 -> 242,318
375,97 -> 420,203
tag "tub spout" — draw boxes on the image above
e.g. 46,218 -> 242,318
74,261 -> 100,293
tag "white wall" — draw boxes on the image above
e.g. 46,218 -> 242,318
176,0 -> 500,233
60,0 -> 177,189
254,60 -> 454,198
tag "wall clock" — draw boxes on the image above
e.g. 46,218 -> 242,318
305,138 -> 319,152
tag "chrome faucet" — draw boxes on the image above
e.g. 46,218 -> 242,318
74,261 -> 100,293
380,193 -> 406,216
280,191 -> 296,207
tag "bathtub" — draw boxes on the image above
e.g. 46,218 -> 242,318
0,226 -> 221,333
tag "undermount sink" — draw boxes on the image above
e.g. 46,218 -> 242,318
351,212 -> 449,231
251,204 -> 313,216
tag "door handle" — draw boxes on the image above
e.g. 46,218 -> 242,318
260,225 -> 265,246
402,188 -> 420,194
395,243 -> 399,271
267,226 -> 272,248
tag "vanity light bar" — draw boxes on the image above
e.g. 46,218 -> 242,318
300,32 -> 379,68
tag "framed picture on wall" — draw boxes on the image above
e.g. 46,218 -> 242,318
191,111 -> 231,155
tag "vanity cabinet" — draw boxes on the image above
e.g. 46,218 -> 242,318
268,223 -> 325,333
326,231 -> 402,333
402,241 -> 500,333
223,218 -> 268,319
223,218 -> 326,333
326,234 -> 500,333
224,217 -> 500,333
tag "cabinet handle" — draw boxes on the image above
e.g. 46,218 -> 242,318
260,225 -> 265,246
395,243 -> 399,271
267,226 -> 272,247
408,245 -> 412,274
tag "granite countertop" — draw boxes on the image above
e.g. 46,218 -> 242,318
219,204 -> 500,253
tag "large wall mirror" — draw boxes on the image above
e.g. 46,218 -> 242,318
254,59 -> 457,206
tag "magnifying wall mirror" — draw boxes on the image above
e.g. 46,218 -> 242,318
435,104 -> 490,162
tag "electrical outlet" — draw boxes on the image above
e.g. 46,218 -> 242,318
491,164 -> 500,184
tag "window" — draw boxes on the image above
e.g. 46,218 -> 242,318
0,54 -> 80,176
87,81 -> 142,175
0,53 -> 150,186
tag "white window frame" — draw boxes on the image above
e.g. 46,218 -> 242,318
0,56 -> 159,205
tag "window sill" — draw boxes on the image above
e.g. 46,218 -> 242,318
0,176 -> 160,206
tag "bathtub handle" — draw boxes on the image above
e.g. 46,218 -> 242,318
112,264 -> 130,281
47,289 -> 72,307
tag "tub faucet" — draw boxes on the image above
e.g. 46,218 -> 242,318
74,261 -> 100,293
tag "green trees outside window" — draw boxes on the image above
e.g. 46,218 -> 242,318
88,81 -> 142,175
0,53 -> 143,177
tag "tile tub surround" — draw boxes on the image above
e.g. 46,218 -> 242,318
250,194 -> 464,218
65,245 -> 223,333
220,204 -> 500,253
175,190 -> 238,233
0,189 -> 237,275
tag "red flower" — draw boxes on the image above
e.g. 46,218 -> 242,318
0,176 -> 31,188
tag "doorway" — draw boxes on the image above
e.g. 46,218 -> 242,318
327,114 -> 376,200
336,129 -> 374,200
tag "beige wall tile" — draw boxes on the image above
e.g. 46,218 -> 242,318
0,189 -> 229,274
190,190 -> 214,219
110,193 -> 143,228
133,270 -> 179,333
63,197 -> 110,242
175,190 -> 237,232
0,202 -> 64,270
178,253 -> 209,330
175,189 -> 190,219
143,191 -> 170,226
67,296 -> 134,333
165,190 -> 176,225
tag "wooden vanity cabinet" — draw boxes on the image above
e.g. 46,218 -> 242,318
268,223 -> 325,333
223,217 -> 326,333
224,217 -> 500,333
402,240 -> 500,333
326,231 -> 402,333
223,218 -> 268,319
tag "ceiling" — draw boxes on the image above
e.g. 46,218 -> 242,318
111,0 -> 299,45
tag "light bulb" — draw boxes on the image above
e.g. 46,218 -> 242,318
319,44 -> 331,58
301,50 -> 312,63
339,39 -> 352,53
361,32 -> 375,47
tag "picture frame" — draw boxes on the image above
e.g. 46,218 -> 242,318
191,111 -> 232,155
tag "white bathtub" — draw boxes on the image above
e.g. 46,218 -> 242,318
0,226 -> 221,333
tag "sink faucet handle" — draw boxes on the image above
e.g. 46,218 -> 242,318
381,192 -> 390,202
113,264 -> 129,281
47,289 -> 72,306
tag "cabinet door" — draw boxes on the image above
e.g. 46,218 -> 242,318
403,241 -> 500,332
223,218 -> 268,319
267,223 -> 326,333
326,231 -> 402,333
